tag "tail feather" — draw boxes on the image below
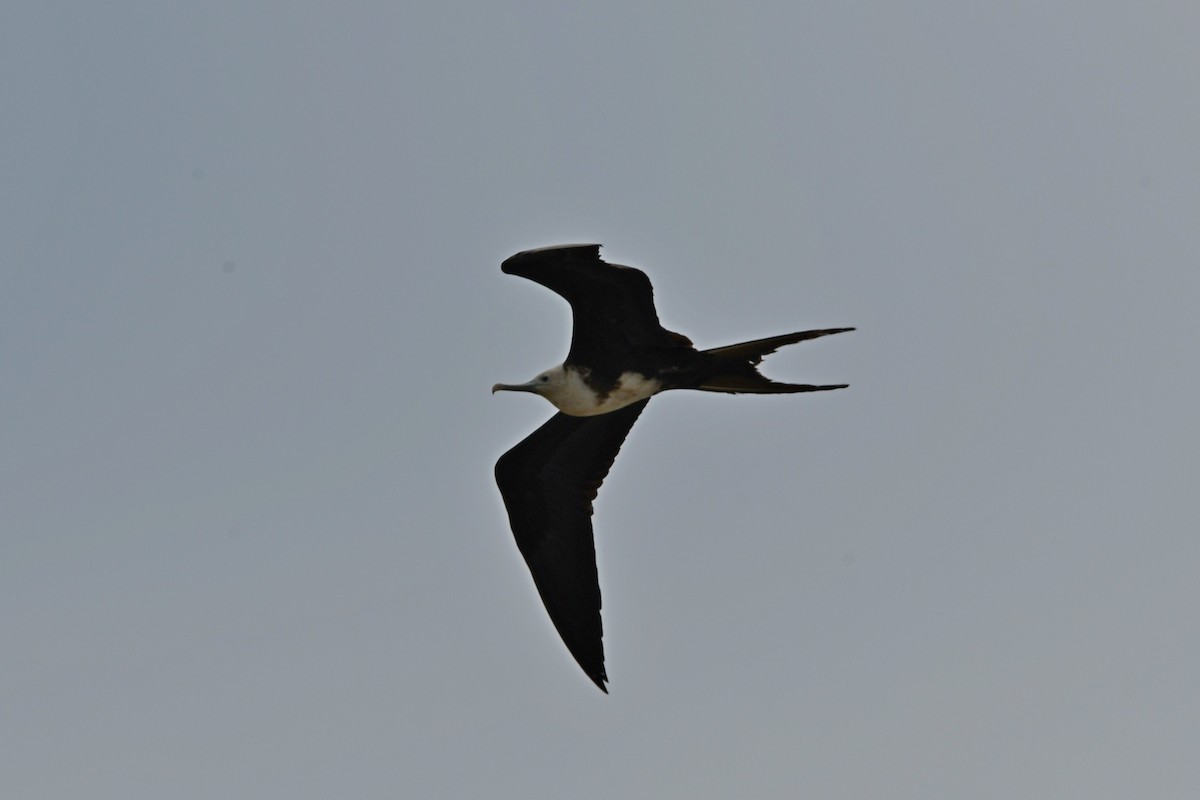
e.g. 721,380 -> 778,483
695,327 -> 853,395
701,327 -> 854,362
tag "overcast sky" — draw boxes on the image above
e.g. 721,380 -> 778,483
4,2 -> 1199,798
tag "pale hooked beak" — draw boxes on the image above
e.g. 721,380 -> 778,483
492,380 -> 542,395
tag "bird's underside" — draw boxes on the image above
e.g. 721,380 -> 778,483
493,243 -> 852,692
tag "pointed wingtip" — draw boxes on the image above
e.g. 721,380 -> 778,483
585,665 -> 609,694
502,243 -> 603,274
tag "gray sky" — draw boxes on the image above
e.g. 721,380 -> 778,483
4,2 -> 1199,798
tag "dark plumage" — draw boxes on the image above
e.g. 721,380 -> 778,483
493,244 -> 852,692
495,400 -> 647,691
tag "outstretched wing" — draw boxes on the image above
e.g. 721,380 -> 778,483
494,398 -> 649,692
501,244 -> 692,367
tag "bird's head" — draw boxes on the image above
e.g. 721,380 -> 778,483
492,364 -> 571,404
494,364 -> 609,415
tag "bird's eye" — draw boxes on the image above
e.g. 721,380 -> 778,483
540,375 -> 549,382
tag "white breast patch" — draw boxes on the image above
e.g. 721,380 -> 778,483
554,369 -> 662,417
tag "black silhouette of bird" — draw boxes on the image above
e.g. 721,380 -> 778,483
493,244 -> 852,692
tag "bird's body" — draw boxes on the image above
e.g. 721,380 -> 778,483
493,244 -> 852,692
506,364 -> 662,417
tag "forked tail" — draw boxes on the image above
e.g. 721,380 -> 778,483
695,327 -> 854,394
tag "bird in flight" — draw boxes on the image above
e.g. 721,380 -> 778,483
493,244 -> 852,692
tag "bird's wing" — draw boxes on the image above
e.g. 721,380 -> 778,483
494,398 -> 649,692
501,244 -> 692,367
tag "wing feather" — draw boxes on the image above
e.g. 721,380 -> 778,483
501,244 -> 692,367
494,398 -> 649,692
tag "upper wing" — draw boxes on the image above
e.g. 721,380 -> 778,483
501,244 -> 692,367
494,398 -> 650,692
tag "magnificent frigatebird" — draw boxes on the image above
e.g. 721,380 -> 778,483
493,244 -> 852,692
